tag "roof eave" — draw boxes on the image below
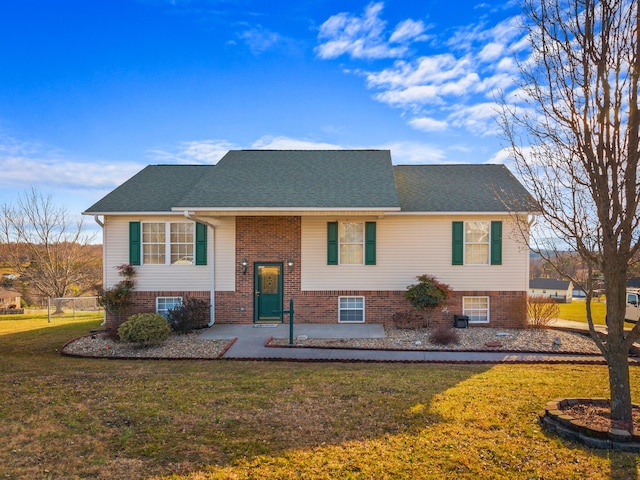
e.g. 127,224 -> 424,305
82,211 -> 181,216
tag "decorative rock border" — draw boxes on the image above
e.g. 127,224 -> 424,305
539,398 -> 640,452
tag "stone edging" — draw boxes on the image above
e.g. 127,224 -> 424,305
539,398 -> 640,452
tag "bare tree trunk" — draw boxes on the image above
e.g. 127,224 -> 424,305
603,262 -> 633,426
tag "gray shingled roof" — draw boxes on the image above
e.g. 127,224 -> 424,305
176,150 -> 400,209
84,151 -> 534,214
393,164 -> 534,212
85,165 -> 211,213
529,278 -> 572,290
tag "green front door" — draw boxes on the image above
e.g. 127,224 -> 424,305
254,263 -> 283,323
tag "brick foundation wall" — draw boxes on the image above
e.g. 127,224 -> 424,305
105,290 -> 210,330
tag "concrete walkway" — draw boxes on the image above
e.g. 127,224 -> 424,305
198,321 -> 638,364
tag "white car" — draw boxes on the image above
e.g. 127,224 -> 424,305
626,289 -> 640,323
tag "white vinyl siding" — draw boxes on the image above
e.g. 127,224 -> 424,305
301,215 -> 529,292
103,215 -> 236,291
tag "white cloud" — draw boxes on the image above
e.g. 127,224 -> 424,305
378,140 -> 446,164
478,42 -> 504,61
0,135 -> 142,191
149,135 -> 446,166
389,19 -> 429,43
250,135 -> 344,150
408,117 -> 448,132
374,84 -> 442,106
366,55 -> 472,89
447,102 -> 502,136
149,140 -> 236,164
315,4 -> 530,138
240,26 -> 281,54
315,2 -> 428,60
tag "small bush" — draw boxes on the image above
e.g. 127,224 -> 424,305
527,295 -> 560,328
167,297 -> 210,333
405,275 -> 451,309
118,313 -> 171,346
429,326 -> 460,346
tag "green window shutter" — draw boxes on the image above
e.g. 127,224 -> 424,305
129,221 -> 141,266
195,222 -> 207,265
365,221 -> 376,265
327,222 -> 338,265
491,221 -> 502,265
452,221 -> 464,265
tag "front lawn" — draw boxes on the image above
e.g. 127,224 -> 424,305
557,299 -> 607,325
0,316 -> 638,479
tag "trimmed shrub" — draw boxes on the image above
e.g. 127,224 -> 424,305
118,313 -> 171,346
405,274 -> 452,327
429,326 -> 460,346
167,297 -> 210,334
527,295 -> 560,328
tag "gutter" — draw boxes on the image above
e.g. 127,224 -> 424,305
183,211 -> 216,327
93,216 -> 106,326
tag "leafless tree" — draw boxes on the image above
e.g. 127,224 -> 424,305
0,189 -> 101,309
501,0 -> 640,429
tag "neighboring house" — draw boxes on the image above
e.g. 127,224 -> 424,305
0,288 -> 21,310
529,278 -> 574,303
84,150 -> 534,329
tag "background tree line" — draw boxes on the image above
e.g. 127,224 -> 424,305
0,189 -> 102,306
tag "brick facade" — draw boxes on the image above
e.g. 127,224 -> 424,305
106,216 -> 527,329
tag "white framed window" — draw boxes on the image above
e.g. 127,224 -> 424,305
142,222 -> 194,265
464,221 -> 490,265
463,296 -> 490,324
156,296 -> 182,318
142,222 -> 166,264
339,222 -> 364,265
339,296 -> 365,323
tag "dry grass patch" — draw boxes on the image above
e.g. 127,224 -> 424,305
1,317 -> 639,479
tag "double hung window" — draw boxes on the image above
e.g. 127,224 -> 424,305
464,221 -> 490,265
157,296 -> 182,318
463,296 -> 490,323
327,221 -> 376,265
452,221 -> 502,266
338,296 -> 365,322
142,222 -> 194,265
129,221 -> 207,266
339,222 -> 364,264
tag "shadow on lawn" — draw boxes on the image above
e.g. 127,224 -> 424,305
0,321 -> 496,478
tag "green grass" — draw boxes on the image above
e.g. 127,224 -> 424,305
557,299 -> 607,325
1,316 -> 639,479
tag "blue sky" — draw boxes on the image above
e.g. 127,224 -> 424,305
0,0 -> 527,223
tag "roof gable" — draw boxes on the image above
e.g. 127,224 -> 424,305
176,150 -> 400,209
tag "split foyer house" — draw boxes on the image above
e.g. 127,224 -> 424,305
84,150 -> 534,329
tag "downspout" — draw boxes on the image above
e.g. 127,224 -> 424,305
184,211 -> 216,326
93,216 -> 106,326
